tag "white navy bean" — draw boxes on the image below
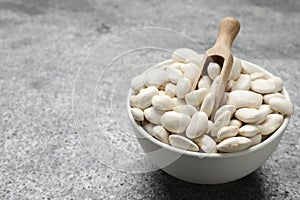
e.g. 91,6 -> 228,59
169,135 -> 199,152
186,112 -> 208,139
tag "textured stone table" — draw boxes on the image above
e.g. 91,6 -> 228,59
1,0 -> 299,199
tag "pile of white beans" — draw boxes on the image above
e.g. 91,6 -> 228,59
129,48 -> 293,153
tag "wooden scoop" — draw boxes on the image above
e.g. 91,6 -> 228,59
191,17 -> 240,119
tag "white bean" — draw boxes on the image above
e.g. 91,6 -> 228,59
249,134 -> 262,147
176,77 -> 192,98
134,86 -> 159,109
186,54 -> 204,67
250,72 -> 266,80
200,93 -> 215,117
216,126 -> 239,142
206,120 -> 214,134
194,135 -> 217,153
144,68 -> 167,87
239,125 -> 260,137
229,119 -> 242,128
172,48 -> 198,63
171,98 -> 186,107
268,77 -> 283,92
198,75 -> 212,90
269,97 -> 293,115
258,114 -> 283,135
185,88 -> 209,106
211,111 -> 231,137
226,79 -> 236,92
169,135 -> 199,152
241,61 -> 261,74
167,62 -> 184,70
227,90 -> 263,108
263,92 -> 284,104
165,83 -> 176,98
251,79 -> 276,94
144,107 -> 165,124
131,108 -> 144,121
255,104 -> 273,125
153,126 -> 169,144
130,74 -> 145,92
217,137 -> 251,153
173,105 -> 197,117
214,105 -> 236,122
182,63 -> 199,81
161,111 -> 191,133
235,108 -> 261,123
152,95 -> 174,111
229,57 -> 242,80
186,112 -> 208,139
129,95 -> 136,107
166,68 -> 182,84
232,74 -> 251,91
142,121 -> 155,136
207,63 -> 221,80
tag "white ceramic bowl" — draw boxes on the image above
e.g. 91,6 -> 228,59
127,59 -> 290,184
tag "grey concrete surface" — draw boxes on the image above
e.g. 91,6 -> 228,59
0,0 -> 300,199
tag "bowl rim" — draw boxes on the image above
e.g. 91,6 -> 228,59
127,58 -> 291,158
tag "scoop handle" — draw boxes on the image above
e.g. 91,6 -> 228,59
214,17 -> 240,51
